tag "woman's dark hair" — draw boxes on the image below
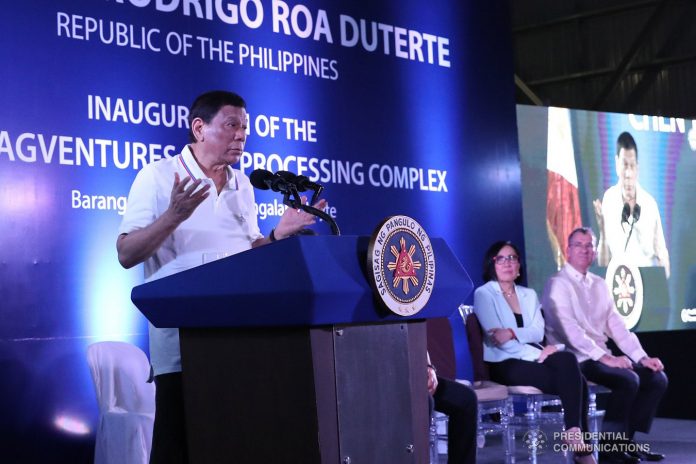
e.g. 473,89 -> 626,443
482,240 -> 524,284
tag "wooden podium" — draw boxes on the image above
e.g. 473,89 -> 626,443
132,236 -> 473,463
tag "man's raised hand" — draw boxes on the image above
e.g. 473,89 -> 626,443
168,172 -> 210,223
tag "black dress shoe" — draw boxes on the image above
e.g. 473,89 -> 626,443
598,450 -> 640,464
628,448 -> 665,461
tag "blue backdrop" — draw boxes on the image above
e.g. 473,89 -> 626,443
0,0 -> 522,458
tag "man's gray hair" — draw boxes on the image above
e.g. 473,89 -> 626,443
567,226 -> 596,247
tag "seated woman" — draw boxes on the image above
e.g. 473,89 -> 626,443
473,240 -> 595,464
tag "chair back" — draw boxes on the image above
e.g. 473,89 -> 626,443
87,341 -> 155,414
445,309 -> 475,381
464,313 -> 492,382
426,318 -> 458,380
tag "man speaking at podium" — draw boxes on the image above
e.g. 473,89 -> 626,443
592,131 -> 670,277
116,90 -> 325,464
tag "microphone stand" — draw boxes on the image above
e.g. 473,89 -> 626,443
624,218 -> 635,252
309,185 -> 324,206
281,185 -> 340,236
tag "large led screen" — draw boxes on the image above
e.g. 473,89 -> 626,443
518,105 -> 696,332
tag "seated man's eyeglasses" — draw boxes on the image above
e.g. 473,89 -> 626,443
569,242 -> 595,250
493,255 -> 519,265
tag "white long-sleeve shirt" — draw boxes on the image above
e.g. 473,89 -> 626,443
542,264 -> 647,363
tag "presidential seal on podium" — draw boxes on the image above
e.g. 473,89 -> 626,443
605,259 -> 644,330
368,215 -> 435,316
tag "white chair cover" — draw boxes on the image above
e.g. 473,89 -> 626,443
87,341 -> 155,464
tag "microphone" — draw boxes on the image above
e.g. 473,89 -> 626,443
621,203 -> 631,224
624,203 -> 641,252
249,169 -> 274,190
267,170 -> 324,204
249,169 -> 294,194
249,169 -> 339,235
274,170 -> 296,181
275,171 -> 323,193
273,171 -> 302,191
295,175 -> 322,192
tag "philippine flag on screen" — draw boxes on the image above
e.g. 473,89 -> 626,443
545,107 -> 582,269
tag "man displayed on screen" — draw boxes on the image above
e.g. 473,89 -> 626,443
592,131 -> 670,277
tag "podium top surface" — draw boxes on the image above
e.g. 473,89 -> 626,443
132,235 -> 473,328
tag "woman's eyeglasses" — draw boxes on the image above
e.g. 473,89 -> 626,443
493,254 -> 519,265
